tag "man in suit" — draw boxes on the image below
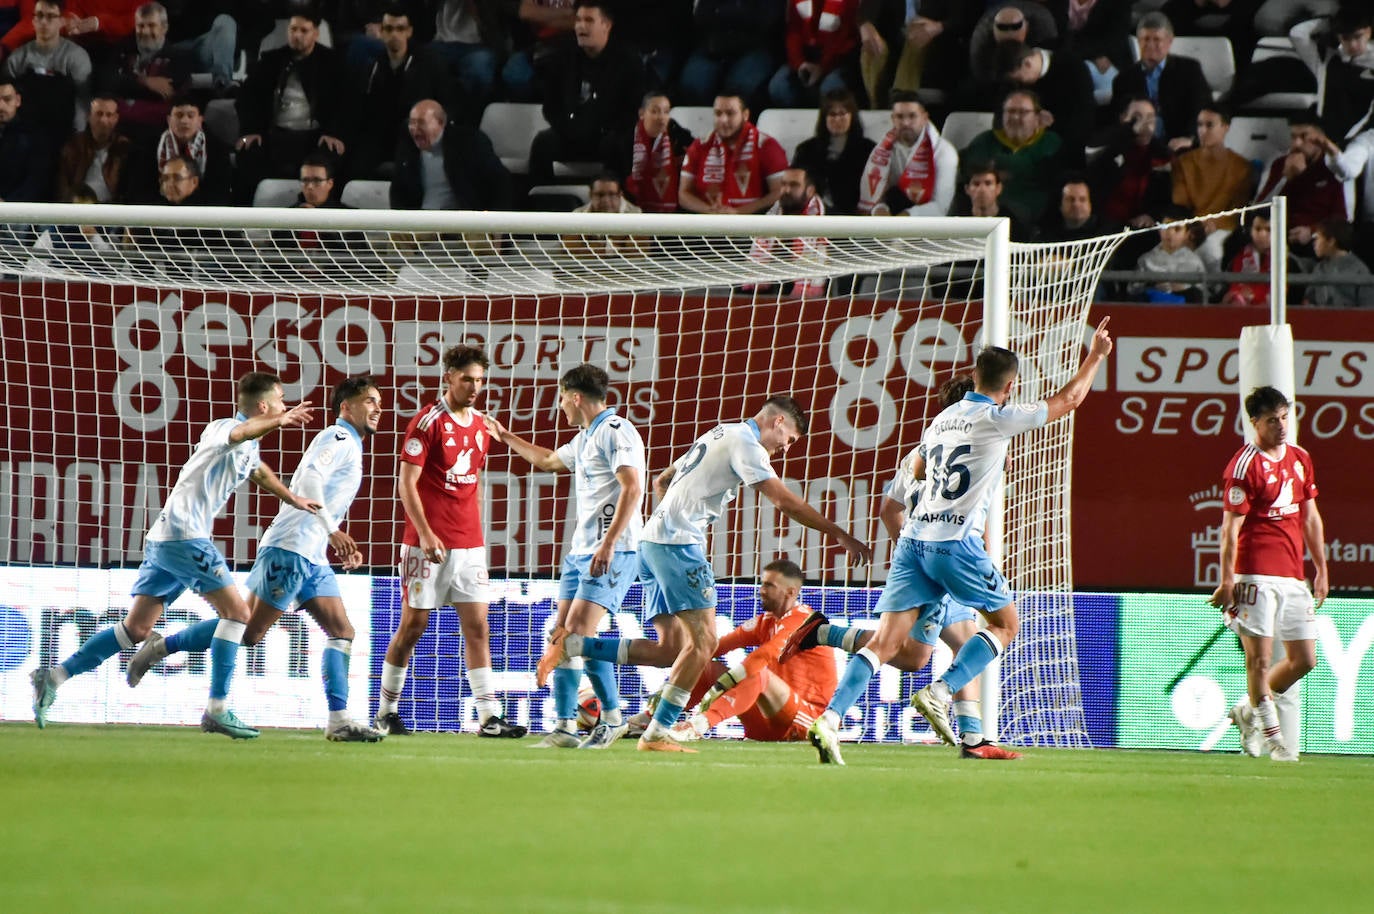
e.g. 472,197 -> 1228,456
1111,11 -> 1211,152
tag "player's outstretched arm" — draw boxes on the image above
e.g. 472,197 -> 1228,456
1208,511 -> 1245,611
1044,317 -> 1113,423
754,477 -> 873,565
230,401 -> 315,443
251,463 -> 322,513
1302,499 -> 1329,607
484,414 -> 567,472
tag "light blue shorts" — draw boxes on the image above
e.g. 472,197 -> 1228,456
246,546 -> 340,612
557,551 -> 638,611
875,536 -> 1012,618
907,595 -> 980,646
638,542 -> 717,619
132,539 -> 235,603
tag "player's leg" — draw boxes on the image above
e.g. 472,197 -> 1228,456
539,597 -> 588,748
639,606 -> 714,752
1228,577 -> 1293,757
301,592 -> 385,743
1264,580 -> 1318,761
936,616 -> 1022,759
375,545 -> 443,734
196,580 -> 260,739
450,547 -> 525,738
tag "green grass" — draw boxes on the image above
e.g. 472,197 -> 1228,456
4,724 -> 1372,914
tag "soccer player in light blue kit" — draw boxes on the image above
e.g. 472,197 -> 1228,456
807,319 -> 1113,764
30,372 -> 319,738
542,396 -> 872,753
486,364 -> 645,749
784,376 -> 1021,759
126,377 -> 387,742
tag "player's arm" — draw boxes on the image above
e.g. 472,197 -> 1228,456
653,465 -> 676,500
590,465 -> 643,576
485,414 -> 567,472
229,401 -> 314,443
879,494 -> 905,542
699,622 -> 763,711
398,461 -> 444,560
295,464 -> 362,569
250,462 -> 321,513
1043,317 -> 1113,422
754,477 -> 873,564
1208,510 -> 1245,610
1302,498 -> 1328,607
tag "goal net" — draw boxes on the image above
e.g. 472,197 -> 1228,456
0,204 -> 1123,747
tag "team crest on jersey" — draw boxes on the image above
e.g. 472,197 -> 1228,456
404,438 -> 423,457
319,449 -> 334,466
1227,486 -> 1246,506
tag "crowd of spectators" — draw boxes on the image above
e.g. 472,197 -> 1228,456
0,0 -> 1371,304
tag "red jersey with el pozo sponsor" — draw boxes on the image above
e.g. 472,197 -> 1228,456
1222,442 -> 1318,580
400,403 -> 489,549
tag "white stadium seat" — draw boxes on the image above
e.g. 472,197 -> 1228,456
341,180 -> 392,209
478,102 -> 549,175
668,105 -> 717,142
858,109 -> 891,140
756,108 -> 817,161
941,111 -> 995,150
1225,117 -> 1291,169
251,178 -> 300,207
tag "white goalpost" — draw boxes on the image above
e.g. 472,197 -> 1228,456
0,203 -> 1124,747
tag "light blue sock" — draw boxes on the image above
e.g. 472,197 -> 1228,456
651,683 -> 690,729
941,631 -> 1002,694
208,619 -> 246,702
577,636 -> 625,664
60,625 -> 126,677
584,658 -> 620,712
165,619 -> 217,655
322,639 -> 350,712
826,648 -> 878,717
552,665 -> 579,720
954,700 -> 982,742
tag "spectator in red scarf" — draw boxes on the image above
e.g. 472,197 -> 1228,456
857,90 -> 956,216
608,90 -> 695,213
678,92 -> 787,214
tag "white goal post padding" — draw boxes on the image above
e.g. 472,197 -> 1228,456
0,204 -> 1124,746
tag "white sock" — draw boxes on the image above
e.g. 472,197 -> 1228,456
214,618 -> 246,644
821,708 -> 840,728
930,680 -> 953,703
328,709 -> 349,728
378,661 -> 407,716
50,666 -> 70,686
689,714 -> 709,736
1255,696 -> 1283,749
207,697 -> 226,714
555,718 -> 577,733
602,706 -> 623,726
643,718 -> 666,739
467,666 -> 501,723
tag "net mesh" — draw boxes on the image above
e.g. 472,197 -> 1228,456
0,206 -> 1123,745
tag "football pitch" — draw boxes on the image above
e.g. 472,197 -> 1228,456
4,724 -> 1371,914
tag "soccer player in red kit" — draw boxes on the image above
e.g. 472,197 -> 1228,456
670,559 -> 837,743
1210,386 -> 1327,762
373,345 -> 526,738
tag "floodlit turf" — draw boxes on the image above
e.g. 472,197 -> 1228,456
3,724 -> 1371,914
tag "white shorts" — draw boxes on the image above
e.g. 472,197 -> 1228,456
399,545 -> 491,608
1231,574 -> 1316,641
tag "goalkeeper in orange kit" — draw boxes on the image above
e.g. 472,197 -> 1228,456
670,559 -> 836,742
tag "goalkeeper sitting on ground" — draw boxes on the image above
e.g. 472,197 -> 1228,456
670,559 -> 836,743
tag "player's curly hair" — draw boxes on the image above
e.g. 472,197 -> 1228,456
331,375 -> 378,415
443,345 -> 490,373
1245,386 -> 1289,420
560,363 -> 610,401
939,375 -> 974,408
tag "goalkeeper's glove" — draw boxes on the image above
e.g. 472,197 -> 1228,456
700,664 -> 746,713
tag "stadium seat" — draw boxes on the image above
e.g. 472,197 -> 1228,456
203,98 -> 239,147
669,106 -> 716,142
252,178 -> 300,207
1225,116 -> 1291,170
858,109 -> 891,140
1247,40 -> 1318,112
479,102 -> 549,175
528,184 -> 590,204
257,18 -> 334,57
940,111 -> 994,150
552,160 -> 603,180
341,180 -> 392,209
756,108 -> 816,161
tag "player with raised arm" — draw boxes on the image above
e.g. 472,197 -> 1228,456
539,396 -> 872,753
783,377 -> 1020,759
30,372 -> 319,738
372,346 -> 526,738
1209,386 -> 1327,762
668,560 -> 837,744
126,377 -> 388,743
486,364 -> 645,749
808,320 -> 1113,765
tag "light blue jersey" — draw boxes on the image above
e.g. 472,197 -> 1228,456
641,419 -> 776,546
260,419 -> 364,565
902,393 -> 1046,543
554,407 -> 645,555
146,415 -> 261,542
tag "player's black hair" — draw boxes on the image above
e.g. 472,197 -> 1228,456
974,347 -> 1019,391
939,375 -> 974,408
238,372 -> 282,405
763,558 -> 804,582
761,396 -> 809,435
1244,386 -> 1289,420
332,375 -> 378,415
443,345 -> 489,373
560,363 -> 610,401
